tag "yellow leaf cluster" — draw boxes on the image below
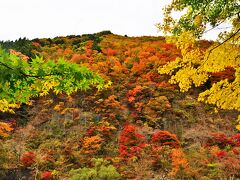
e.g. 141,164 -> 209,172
159,32 -> 209,92
202,44 -> 240,73
198,79 -> 240,111
39,78 -> 60,96
0,99 -> 20,113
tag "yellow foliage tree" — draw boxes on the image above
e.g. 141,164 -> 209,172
158,0 -> 240,129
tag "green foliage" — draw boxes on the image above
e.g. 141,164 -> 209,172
81,34 -> 101,52
35,38 -> 53,47
53,38 -> 65,45
69,158 -> 120,180
0,37 -> 35,58
158,0 -> 240,37
0,47 -> 105,113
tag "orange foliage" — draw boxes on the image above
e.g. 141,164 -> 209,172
95,95 -> 126,120
70,54 -> 86,64
169,149 -> 189,176
163,43 -> 175,50
81,135 -> 103,154
63,48 -> 73,57
145,46 -> 156,54
57,48 -> 64,55
0,122 -> 13,137
158,81 -> 177,90
102,48 -> 118,56
103,95 -> 123,109
32,42 -> 41,47
86,122 -> 117,140
9,49 -> 29,61
139,51 -> 151,59
126,85 -> 142,103
131,61 -> 146,75
141,72 -> 161,82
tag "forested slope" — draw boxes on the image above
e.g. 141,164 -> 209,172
0,32 -> 239,179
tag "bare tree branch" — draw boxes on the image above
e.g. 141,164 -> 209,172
205,27 -> 240,60
0,61 -> 60,78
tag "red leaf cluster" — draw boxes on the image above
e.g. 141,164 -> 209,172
163,43 -> 175,50
119,124 -> 146,159
210,67 -> 235,84
119,124 -> 181,161
215,150 -> 227,158
20,151 -> 36,167
150,131 -> 180,149
207,133 -> 239,149
41,171 -> 53,180
231,134 -> 240,146
126,85 -> 142,103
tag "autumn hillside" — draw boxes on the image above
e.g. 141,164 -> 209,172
0,31 -> 239,179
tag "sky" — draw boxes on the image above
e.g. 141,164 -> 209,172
0,0 -> 227,41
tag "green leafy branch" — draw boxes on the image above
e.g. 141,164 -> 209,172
0,48 -> 106,113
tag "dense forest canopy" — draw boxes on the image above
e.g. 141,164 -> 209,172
0,1 -> 239,179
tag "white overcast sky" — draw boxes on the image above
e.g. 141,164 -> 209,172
0,0 -> 226,41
